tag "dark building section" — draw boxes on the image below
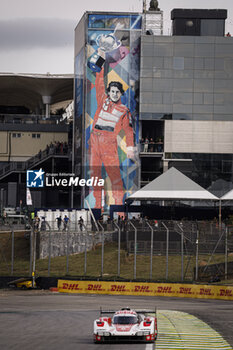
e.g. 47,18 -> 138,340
0,73 -> 73,210
171,9 -> 227,36
0,154 -> 74,209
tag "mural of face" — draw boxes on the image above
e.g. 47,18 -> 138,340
108,86 -> 122,103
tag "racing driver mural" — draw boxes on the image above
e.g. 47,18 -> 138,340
85,14 -> 142,210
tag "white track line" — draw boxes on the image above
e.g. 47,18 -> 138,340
145,344 -> 154,350
155,310 -> 232,350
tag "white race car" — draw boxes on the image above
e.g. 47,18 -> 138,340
93,307 -> 157,343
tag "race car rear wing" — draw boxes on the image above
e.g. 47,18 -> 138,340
100,307 -> 157,315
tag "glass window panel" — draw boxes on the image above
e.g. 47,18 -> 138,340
130,15 -> 142,29
88,14 -> 131,29
200,19 -> 224,36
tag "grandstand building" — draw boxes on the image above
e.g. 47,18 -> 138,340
0,73 -> 73,209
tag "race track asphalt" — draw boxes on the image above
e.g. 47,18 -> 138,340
0,289 -> 232,350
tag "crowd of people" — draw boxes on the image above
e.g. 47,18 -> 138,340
45,141 -> 68,155
30,212 -> 84,232
140,137 -> 163,152
36,141 -> 68,160
30,212 -> 160,233
55,215 -> 84,231
115,214 -> 159,230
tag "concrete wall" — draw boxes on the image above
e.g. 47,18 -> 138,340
38,231 -> 113,259
38,231 -> 94,259
0,131 -> 68,162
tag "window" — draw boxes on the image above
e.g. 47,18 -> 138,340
12,133 -> 21,138
32,134 -> 40,138
173,57 -> 184,70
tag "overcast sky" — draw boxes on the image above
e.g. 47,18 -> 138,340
1,0 -> 232,74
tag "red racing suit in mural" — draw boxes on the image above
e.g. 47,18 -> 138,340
89,68 -> 134,208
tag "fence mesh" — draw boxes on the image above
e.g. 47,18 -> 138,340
0,219 -> 233,283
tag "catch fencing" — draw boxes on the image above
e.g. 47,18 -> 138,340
0,219 -> 232,282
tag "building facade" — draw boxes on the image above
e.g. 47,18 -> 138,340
140,9 -> 233,196
74,8 -> 233,210
0,74 -> 73,209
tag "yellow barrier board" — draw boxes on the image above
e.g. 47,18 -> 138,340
57,280 -> 233,301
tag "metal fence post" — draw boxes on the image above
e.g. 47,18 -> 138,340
129,221 -> 137,280
181,229 -> 184,281
98,221 -> 104,277
146,220 -> 154,280
162,222 -> 169,280
47,229 -> 51,276
225,226 -> 228,280
66,227 -> 69,275
113,221 -> 121,277
32,228 -> 36,288
0,188 -> 4,216
84,224 -> 87,276
195,229 -> 199,281
29,227 -> 33,276
177,223 -> 184,282
11,230 -> 14,275
219,199 -> 222,232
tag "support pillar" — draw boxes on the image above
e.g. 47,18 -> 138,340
42,96 -> 52,119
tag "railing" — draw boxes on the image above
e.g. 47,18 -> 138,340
0,114 -> 63,124
0,143 -> 69,179
139,142 -> 164,153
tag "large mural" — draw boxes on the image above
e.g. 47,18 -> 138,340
74,48 -> 84,175
85,14 -> 142,210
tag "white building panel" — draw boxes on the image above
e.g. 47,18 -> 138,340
165,120 -> 233,154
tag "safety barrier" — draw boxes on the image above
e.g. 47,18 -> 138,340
58,279 -> 233,301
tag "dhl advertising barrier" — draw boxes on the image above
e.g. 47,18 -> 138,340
58,280 -> 233,301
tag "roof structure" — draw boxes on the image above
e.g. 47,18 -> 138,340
0,73 -> 73,113
220,189 -> 233,200
127,167 -> 219,201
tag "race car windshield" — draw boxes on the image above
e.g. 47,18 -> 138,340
113,316 -> 138,325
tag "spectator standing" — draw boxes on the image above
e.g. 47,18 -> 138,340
156,138 -> 163,152
34,215 -> 40,230
56,215 -> 62,230
149,138 -> 155,152
3,210 -> 7,224
144,137 -> 149,152
63,215 -> 70,231
78,216 -> 84,231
